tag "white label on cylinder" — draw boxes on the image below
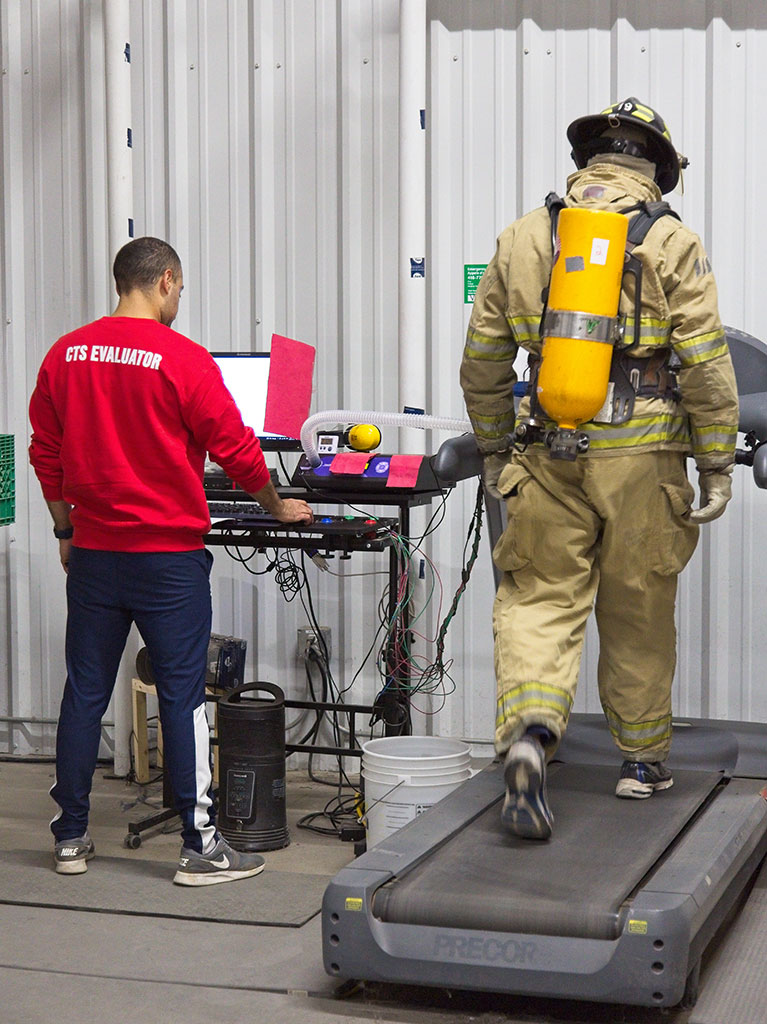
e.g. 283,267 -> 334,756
590,238 -> 610,265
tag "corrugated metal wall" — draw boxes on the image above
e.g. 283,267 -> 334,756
2,0 -> 767,760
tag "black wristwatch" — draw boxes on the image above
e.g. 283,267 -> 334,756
53,526 -> 74,539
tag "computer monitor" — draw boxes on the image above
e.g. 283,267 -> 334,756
210,351 -> 303,452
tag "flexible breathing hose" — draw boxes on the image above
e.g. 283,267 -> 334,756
300,409 -> 472,467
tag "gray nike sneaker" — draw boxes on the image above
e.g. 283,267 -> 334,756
54,833 -> 95,874
173,836 -> 266,886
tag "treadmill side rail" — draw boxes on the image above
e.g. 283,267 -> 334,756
638,780 -> 767,980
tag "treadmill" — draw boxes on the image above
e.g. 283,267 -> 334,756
321,329 -> 767,1009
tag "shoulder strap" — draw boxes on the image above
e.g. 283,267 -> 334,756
620,201 -> 680,350
544,191 -> 566,252
625,201 -> 680,247
548,194 -> 680,248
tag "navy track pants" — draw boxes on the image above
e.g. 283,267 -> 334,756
51,547 -> 217,853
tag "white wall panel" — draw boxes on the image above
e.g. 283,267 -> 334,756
3,1 -> 767,763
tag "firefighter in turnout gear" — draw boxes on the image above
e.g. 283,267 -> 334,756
460,98 -> 739,841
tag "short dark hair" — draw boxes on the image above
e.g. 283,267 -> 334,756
113,237 -> 182,295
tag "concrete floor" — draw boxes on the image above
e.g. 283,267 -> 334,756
0,759 -> 744,1024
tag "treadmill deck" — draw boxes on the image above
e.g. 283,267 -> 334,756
372,762 -> 720,939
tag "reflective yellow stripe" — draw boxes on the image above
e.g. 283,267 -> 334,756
631,102 -> 656,124
604,706 -> 672,748
471,411 -> 515,441
585,413 -> 690,450
621,318 -> 672,346
691,423 -> 738,455
508,315 -> 542,343
464,329 -> 517,361
675,329 -> 728,367
496,682 -> 573,728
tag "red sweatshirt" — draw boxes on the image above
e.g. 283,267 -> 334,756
29,316 -> 271,551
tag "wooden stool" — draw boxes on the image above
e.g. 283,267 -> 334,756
130,678 -> 219,785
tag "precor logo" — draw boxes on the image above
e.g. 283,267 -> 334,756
433,934 -> 536,965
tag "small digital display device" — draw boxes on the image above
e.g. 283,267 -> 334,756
210,351 -> 302,452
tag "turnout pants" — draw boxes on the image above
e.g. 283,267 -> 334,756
492,450 -> 699,761
51,547 -> 216,853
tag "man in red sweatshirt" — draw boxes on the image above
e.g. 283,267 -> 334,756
29,236 -> 313,884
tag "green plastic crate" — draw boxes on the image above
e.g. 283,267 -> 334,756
0,434 -> 15,526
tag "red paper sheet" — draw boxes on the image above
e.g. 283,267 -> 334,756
386,454 -> 423,488
329,452 -> 370,475
262,334 -> 316,439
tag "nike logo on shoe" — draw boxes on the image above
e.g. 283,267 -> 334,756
210,855 -> 231,868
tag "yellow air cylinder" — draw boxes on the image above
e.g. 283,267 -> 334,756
536,207 -> 628,431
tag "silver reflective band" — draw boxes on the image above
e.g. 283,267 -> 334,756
542,309 -> 618,344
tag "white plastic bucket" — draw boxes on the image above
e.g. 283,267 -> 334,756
362,736 -> 471,847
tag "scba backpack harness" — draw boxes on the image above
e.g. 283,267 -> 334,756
538,191 -> 682,429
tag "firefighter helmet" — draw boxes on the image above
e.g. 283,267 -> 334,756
567,97 -> 684,194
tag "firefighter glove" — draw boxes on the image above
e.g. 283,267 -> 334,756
689,465 -> 733,524
483,452 -> 509,501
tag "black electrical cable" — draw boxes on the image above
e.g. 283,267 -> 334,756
222,534 -> 277,575
305,647 -> 356,791
306,651 -> 329,783
294,553 -> 360,792
267,548 -> 355,798
277,452 -> 290,482
273,549 -> 307,601
296,790 -> 364,838
364,477 -> 482,718
337,607 -> 389,699
412,481 -> 484,696
298,550 -> 332,667
294,654 -> 325,747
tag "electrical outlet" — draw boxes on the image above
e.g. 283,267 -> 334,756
297,626 -> 331,661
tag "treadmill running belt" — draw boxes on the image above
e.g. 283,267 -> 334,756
372,762 -> 721,940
